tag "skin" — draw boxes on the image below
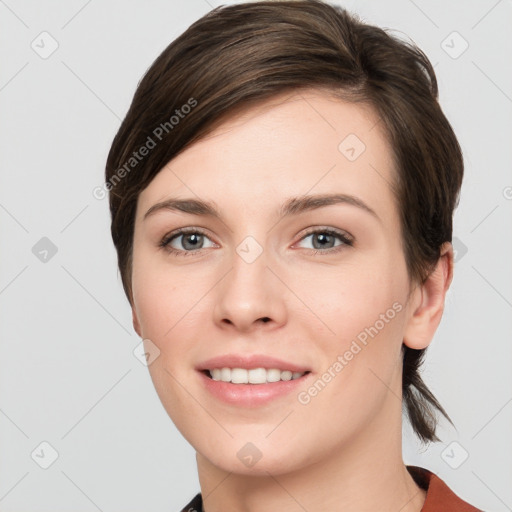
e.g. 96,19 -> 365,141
130,89 -> 453,512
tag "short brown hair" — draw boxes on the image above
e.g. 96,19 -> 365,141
105,0 -> 463,442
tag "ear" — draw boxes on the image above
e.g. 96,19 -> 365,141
403,242 -> 454,350
132,306 -> 142,337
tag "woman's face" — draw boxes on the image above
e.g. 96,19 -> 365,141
131,90 -> 417,475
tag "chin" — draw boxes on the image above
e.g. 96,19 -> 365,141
198,438 -> 316,477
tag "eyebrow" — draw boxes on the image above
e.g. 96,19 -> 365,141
143,193 -> 380,222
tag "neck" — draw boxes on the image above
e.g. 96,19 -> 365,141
195,393 -> 426,512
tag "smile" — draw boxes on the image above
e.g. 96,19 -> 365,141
206,367 -> 309,384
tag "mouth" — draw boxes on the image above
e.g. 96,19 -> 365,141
201,368 -> 312,384
198,367 -> 313,407
196,354 -> 313,406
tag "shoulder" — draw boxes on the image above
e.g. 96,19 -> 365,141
407,465 -> 483,511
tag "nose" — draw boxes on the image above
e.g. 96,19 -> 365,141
212,245 -> 287,333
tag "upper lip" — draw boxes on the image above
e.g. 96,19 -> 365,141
196,354 -> 311,373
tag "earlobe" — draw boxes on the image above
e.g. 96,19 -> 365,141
403,242 -> 454,350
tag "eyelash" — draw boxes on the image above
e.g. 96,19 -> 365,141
159,227 -> 354,257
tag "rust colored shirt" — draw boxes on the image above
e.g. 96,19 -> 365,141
179,466 -> 482,511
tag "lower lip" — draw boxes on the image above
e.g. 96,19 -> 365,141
198,370 -> 311,407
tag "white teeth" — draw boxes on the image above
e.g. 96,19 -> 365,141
231,368 -> 248,383
248,368 -> 267,384
207,367 -> 307,384
281,370 -> 292,381
266,368 -> 281,382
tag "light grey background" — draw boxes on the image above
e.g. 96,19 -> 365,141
1,0 -> 511,511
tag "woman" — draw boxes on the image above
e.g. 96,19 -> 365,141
105,1 -> 481,510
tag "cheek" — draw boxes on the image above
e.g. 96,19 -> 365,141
131,248 -> 218,387
131,245 -> 192,339
132,276 -> 171,340
291,285 -> 406,454
306,256 -> 407,397
310,255 -> 407,339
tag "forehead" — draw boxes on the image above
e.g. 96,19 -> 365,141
137,89 -> 398,226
